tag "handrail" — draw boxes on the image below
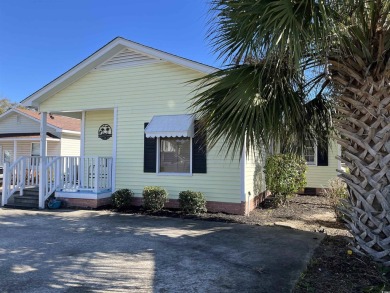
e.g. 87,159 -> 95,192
1,156 -> 113,208
44,157 -> 62,202
1,156 -> 25,206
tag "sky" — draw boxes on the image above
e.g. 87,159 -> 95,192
0,0 -> 220,103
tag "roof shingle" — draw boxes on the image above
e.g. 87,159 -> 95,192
17,109 -> 80,132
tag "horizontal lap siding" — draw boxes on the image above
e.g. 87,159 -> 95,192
84,111 -> 113,157
0,113 -> 56,134
40,62 -> 241,203
0,141 -> 60,164
306,141 -> 339,188
245,148 -> 266,201
60,134 -> 81,157
17,141 -> 60,157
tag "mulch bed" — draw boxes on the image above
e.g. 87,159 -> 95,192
107,195 -> 390,292
294,236 -> 390,293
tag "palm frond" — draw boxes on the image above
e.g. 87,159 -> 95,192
190,61 -> 332,158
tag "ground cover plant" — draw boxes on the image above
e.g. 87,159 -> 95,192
142,186 -> 168,212
111,189 -> 133,211
178,190 -> 207,214
264,154 -> 306,206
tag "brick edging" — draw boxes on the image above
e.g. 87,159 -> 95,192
57,191 -> 270,215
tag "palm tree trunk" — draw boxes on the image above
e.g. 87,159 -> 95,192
333,67 -> 390,265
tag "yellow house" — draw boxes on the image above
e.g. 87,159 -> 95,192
1,37 -> 265,215
302,140 -> 341,194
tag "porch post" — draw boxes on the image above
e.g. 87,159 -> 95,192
39,112 -> 47,209
1,162 -> 8,206
111,107 -> 117,192
80,111 -> 85,187
13,140 -> 17,162
80,111 -> 85,156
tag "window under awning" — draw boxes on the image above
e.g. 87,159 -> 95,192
145,114 -> 195,138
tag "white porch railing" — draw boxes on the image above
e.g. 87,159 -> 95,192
1,156 -> 113,208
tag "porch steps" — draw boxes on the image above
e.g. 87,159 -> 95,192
4,187 -> 39,209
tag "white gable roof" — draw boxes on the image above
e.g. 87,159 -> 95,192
21,37 -> 217,107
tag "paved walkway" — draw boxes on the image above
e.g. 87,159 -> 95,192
0,209 -> 324,292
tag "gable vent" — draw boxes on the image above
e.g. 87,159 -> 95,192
96,48 -> 161,70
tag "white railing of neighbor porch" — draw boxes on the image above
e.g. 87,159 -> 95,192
1,156 -> 113,207
1,156 -> 25,206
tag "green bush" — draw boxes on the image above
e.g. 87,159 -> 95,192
143,186 -> 168,211
111,189 -> 134,210
322,177 -> 349,221
179,190 -> 207,214
264,154 -> 307,206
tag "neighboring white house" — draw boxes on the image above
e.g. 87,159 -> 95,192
0,108 -> 80,163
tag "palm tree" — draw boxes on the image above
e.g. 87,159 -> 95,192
192,0 -> 390,265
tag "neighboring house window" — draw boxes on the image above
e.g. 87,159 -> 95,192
159,137 -> 191,173
31,142 -> 40,157
3,150 -> 11,164
303,141 -> 317,165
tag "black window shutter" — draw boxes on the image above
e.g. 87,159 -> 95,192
192,120 -> 207,173
317,139 -> 329,166
144,122 -> 157,173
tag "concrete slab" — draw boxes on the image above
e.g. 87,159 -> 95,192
0,208 -> 324,292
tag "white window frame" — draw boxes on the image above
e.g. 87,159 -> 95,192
156,137 -> 193,176
31,142 -> 40,157
303,142 -> 317,166
3,149 -> 12,164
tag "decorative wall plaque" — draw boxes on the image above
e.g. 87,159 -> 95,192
98,124 -> 112,140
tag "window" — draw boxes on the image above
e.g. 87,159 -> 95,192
144,120 -> 207,174
31,142 -> 40,156
159,137 -> 191,173
303,141 -> 316,165
3,150 -> 11,164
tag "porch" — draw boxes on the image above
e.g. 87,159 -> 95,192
1,156 -> 113,208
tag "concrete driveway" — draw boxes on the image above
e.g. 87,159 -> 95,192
0,209 -> 323,293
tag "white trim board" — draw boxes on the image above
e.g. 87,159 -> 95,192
0,137 -> 60,141
55,191 -> 112,200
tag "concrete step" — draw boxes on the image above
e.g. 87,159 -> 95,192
3,203 -> 39,209
4,187 -> 41,209
22,188 -> 39,196
13,195 -> 39,207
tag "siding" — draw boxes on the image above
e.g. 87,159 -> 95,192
84,110 -> 113,157
306,140 -> 340,188
60,133 -> 81,157
40,62 -> 242,203
244,147 -> 266,202
0,140 -> 61,164
0,112 -> 57,134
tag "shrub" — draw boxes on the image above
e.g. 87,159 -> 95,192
322,177 -> 349,220
111,189 -> 134,210
179,190 -> 207,214
264,154 -> 307,206
143,186 -> 168,211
